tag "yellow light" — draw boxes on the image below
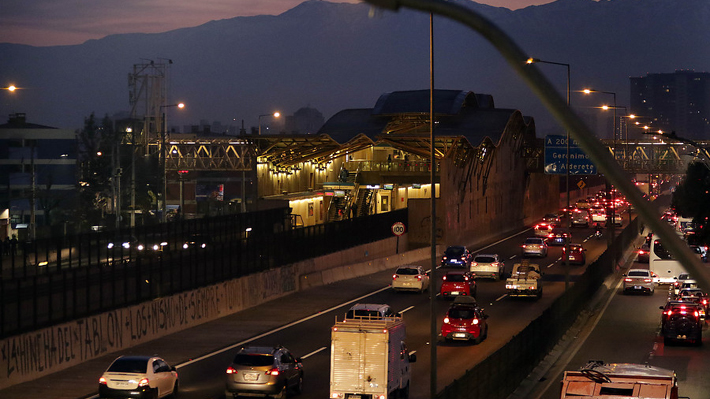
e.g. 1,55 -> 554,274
526,58 -> 534,64
177,103 -> 185,109
602,105 -> 609,110
273,112 -> 280,118
583,89 -> 592,94
8,85 -> 16,92
629,114 -> 636,119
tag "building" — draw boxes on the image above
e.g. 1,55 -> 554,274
630,70 -> 710,140
0,113 -> 77,240
254,89 -> 557,246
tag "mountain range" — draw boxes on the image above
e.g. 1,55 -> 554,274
1,0 -> 708,135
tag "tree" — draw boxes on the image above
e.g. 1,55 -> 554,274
671,161 -> 710,244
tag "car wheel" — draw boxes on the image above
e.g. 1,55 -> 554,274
273,384 -> 287,399
294,375 -> 303,395
400,383 -> 410,399
473,333 -> 483,345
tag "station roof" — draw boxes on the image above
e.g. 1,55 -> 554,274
254,89 -> 534,167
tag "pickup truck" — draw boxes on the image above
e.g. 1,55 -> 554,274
505,261 -> 543,299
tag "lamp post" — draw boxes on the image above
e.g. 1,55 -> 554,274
584,89 -> 617,266
257,112 -> 280,135
160,102 -> 185,223
527,57 -> 571,289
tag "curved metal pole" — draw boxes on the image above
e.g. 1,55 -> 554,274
364,0 -> 710,294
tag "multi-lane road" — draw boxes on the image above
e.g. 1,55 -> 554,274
160,222 -> 613,399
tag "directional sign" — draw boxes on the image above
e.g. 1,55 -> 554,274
391,222 -> 406,236
544,135 -> 597,175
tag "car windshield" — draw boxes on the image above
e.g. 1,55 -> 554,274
396,268 -> 419,275
525,238 -> 542,244
107,358 -> 148,373
233,354 -> 274,367
474,256 -> 495,263
628,271 -> 649,277
347,309 -> 386,318
445,247 -> 465,256
445,273 -> 467,282
678,273 -> 691,280
448,308 -> 476,319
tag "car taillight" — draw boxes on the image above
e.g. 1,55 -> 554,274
392,274 -> 398,280
331,394 -> 342,399
665,310 -> 673,316
99,377 -> 107,385
443,317 -> 450,324
624,278 -> 632,282
138,378 -> 150,387
417,275 -> 423,281
472,318 -> 479,325
266,368 -> 280,376
492,262 -> 499,267
471,262 -> 478,267
695,311 -> 700,318
644,278 -> 652,283
703,299 -> 708,306
226,367 -> 237,374
442,276 -> 447,281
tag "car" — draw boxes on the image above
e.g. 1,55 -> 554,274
542,213 -> 561,224
470,253 -> 505,280
225,345 -> 304,399
533,222 -> 555,237
607,213 -> 623,226
575,199 -> 590,209
689,244 -> 708,262
440,245 -> 472,268
345,303 -> 397,320
636,243 -> 650,263
546,228 -> 571,246
590,209 -> 607,223
391,265 -> 430,293
569,209 -> 590,227
671,273 -> 693,296
137,233 -> 169,253
622,269 -> 655,295
676,288 -> 709,318
439,270 -> 477,299
107,235 -> 139,251
98,355 -> 179,399
563,243 -> 586,265
522,237 -> 548,258
183,233 -> 213,250
440,296 -> 489,344
659,301 -> 703,346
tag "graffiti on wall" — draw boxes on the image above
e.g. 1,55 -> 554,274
0,267 -> 296,389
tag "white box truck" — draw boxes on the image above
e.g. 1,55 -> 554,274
329,315 -> 416,399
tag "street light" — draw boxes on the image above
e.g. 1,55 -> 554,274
585,89 -> 618,265
160,102 -> 185,222
527,57 -> 571,289
258,112 -> 280,135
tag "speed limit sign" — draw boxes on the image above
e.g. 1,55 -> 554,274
391,222 -> 406,236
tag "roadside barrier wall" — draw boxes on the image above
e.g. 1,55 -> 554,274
0,234 -> 436,390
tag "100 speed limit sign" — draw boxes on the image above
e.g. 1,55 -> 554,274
391,222 -> 406,236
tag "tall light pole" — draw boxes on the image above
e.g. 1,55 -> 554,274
160,102 -> 185,222
527,57 -> 571,289
258,112 -> 280,135
584,89 -> 617,266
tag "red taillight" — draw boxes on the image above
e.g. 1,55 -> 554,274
703,299 -> 708,306
471,262 -> 478,267
624,278 -> 632,282
266,368 -> 280,376
226,367 -> 237,374
99,377 -> 107,385
138,378 -> 150,387
443,317 -> 450,324
392,274 -> 398,280
644,278 -> 652,283
442,275 -> 447,281
472,318 -> 479,325
665,310 -> 673,316
417,275 -> 423,281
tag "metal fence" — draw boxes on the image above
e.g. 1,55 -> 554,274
437,216 -> 639,399
0,208 -> 408,338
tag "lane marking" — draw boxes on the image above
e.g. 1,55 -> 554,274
399,306 -> 415,314
496,294 -> 508,302
177,285 -> 391,368
302,347 -> 327,359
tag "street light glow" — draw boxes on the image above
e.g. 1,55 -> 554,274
273,112 -> 280,118
7,85 -> 16,92
177,102 -> 185,109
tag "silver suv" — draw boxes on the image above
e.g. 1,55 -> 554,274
225,346 -> 303,399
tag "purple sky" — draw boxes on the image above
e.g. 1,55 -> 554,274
1,0 -> 553,46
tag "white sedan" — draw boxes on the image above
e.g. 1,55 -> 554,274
99,355 -> 179,399
622,269 -> 655,295
392,265 -> 430,293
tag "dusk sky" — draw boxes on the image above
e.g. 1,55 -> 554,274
1,0 -> 554,47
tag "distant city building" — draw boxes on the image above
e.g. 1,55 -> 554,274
630,70 -> 710,140
0,113 -> 77,240
284,106 -> 325,134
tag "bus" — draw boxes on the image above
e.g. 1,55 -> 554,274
649,234 -> 688,285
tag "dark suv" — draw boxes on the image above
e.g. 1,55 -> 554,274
225,346 -> 304,399
659,301 -> 703,346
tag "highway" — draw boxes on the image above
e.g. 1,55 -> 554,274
527,250 -> 710,399
151,222 -> 613,399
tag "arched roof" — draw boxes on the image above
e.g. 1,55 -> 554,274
255,89 -> 535,167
